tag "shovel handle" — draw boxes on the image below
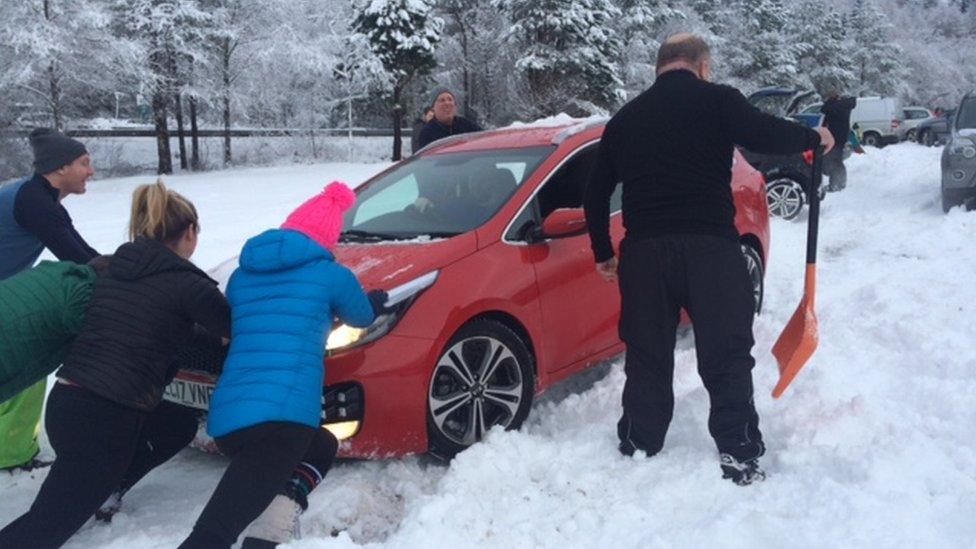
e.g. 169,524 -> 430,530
806,146 -> 824,265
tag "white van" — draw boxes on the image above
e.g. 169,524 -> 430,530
801,97 -> 903,147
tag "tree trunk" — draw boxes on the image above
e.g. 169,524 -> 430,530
150,46 -> 172,175
458,18 -> 471,119
221,37 -> 232,165
174,92 -> 188,170
392,84 -> 403,161
189,95 -> 201,170
43,1 -> 62,131
152,88 -> 172,175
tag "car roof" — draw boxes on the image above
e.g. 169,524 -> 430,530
418,118 -> 608,155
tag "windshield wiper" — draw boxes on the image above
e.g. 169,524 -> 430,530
339,229 -> 404,242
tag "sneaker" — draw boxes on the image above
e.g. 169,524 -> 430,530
241,494 -> 302,546
95,491 -> 123,523
719,453 -> 766,486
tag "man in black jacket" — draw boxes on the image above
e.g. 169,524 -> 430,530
415,87 -> 481,151
820,89 -> 856,191
0,128 -> 99,472
584,33 -> 834,485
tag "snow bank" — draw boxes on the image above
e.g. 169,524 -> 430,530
2,144 -> 974,548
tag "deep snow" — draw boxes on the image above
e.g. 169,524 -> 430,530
2,143 -> 974,548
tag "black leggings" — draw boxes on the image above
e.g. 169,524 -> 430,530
0,383 -> 198,549
179,422 -> 338,549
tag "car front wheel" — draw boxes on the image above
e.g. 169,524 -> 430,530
766,178 -> 805,220
427,319 -> 535,460
862,132 -> 881,147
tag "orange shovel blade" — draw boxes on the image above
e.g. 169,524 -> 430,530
771,265 -> 819,398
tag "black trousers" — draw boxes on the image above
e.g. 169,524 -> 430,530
616,234 -> 764,461
179,422 -> 338,549
0,383 -> 198,549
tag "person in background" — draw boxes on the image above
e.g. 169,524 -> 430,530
0,180 -> 230,548
415,87 -> 481,151
0,128 -> 98,473
411,107 -> 435,154
820,88 -> 856,191
180,182 -> 389,549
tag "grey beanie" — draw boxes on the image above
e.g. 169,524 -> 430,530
429,87 -> 456,108
30,128 -> 88,174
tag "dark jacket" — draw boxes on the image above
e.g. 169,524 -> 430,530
0,261 -> 96,403
59,237 -> 230,411
0,174 -> 98,281
416,116 -> 481,151
821,96 -> 857,146
411,118 -> 427,154
584,69 -> 821,262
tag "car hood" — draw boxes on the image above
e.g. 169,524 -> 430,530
207,232 -> 478,293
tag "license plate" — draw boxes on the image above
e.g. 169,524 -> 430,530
163,378 -> 215,411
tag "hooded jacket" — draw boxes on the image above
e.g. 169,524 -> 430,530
0,261 -> 96,403
59,237 -> 230,411
207,229 -> 374,438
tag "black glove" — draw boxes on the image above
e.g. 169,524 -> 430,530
367,289 -> 392,316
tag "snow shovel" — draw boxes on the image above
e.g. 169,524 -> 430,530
771,146 -> 824,398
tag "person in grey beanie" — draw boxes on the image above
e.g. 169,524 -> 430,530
0,127 -> 99,472
415,87 -> 482,152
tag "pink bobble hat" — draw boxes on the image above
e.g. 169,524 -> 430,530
281,181 -> 356,251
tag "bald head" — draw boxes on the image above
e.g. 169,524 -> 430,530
656,33 -> 711,75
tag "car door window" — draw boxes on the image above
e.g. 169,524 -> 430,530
506,143 -> 621,241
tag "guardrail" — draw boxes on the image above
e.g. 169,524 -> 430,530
0,127 -> 409,138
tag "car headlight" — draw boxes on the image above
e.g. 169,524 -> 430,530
325,270 -> 439,354
950,144 -> 976,159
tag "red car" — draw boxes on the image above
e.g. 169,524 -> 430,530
165,120 -> 771,459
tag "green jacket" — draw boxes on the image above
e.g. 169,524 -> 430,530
0,261 -> 96,403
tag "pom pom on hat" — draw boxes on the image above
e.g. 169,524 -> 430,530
281,181 -> 356,250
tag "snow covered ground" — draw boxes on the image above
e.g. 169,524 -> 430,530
2,143 -> 974,548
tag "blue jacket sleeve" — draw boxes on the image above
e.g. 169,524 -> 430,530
331,266 -> 375,328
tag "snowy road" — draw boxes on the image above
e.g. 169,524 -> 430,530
2,144 -> 974,548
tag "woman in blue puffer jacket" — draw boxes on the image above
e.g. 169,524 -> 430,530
181,182 -> 388,549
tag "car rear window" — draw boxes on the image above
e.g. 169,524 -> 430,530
957,98 -> 976,130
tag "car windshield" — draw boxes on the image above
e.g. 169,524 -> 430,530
957,98 -> 976,130
750,94 -> 794,116
342,146 -> 554,240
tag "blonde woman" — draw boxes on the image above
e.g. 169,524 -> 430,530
0,180 -> 230,548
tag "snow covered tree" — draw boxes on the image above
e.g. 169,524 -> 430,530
790,1 -> 856,96
352,0 -> 443,161
724,0 -> 803,89
111,0 -> 212,174
846,0 -> 905,97
0,0 -> 131,131
498,0 -> 625,118
613,0 -> 682,97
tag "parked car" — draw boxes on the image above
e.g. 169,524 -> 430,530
164,120 -> 772,459
800,96 -> 902,148
941,93 -> 976,212
745,88 -> 830,220
917,109 -> 956,147
898,106 -> 934,141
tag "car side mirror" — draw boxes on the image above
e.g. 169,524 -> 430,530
527,208 -> 588,242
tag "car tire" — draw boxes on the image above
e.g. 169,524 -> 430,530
922,130 -> 936,147
427,319 -> 535,460
765,178 -> 805,220
906,129 -> 916,142
862,132 -> 881,148
742,243 -> 764,315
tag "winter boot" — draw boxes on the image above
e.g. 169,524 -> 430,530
240,493 -> 303,548
719,453 -> 766,486
95,491 -> 123,523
